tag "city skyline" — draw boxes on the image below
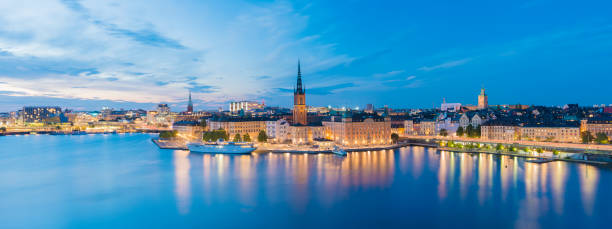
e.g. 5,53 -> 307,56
1,0 -> 612,111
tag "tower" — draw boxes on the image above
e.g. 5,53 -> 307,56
187,91 -> 193,113
293,60 -> 307,125
478,87 -> 488,109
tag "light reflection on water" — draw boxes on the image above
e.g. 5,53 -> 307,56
1,134 -> 611,228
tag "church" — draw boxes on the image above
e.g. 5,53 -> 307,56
287,61 -> 326,144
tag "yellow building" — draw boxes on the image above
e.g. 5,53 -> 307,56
208,117 -> 268,141
323,113 -> 391,146
481,124 -> 519,141
520,126 -> 580,143
581,118 -> 612,140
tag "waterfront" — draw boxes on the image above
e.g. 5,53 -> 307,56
1,134 -> 611,228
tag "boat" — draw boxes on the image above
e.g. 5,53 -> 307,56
187,141 -> 257,154
332,146 -> 347,156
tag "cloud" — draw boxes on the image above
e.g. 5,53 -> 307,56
0,0 -> 353,110
275,83 -> 355,95
373,70 -> 405,78
418,58 -> 472,71
256,75 -> 272,80
406,75 -> 416,80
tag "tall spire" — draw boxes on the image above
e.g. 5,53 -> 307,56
295,59 -> 303,94
187,90 -> 193,113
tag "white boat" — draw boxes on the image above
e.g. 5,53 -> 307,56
187,141 -> 257,154
332,146 -> 347,156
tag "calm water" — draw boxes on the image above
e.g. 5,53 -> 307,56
1,134 -> 611,228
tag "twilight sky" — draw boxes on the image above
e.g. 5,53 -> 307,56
1,0 -> 611,112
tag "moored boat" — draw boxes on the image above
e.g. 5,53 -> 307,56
332,146 -> 347,156
187,141 -> 257,154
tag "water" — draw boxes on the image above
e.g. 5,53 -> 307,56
0,134 -> 611,228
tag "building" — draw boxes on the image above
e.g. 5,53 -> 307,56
292,61 -> 307,125
459,112 -> 486,128
581,118 -> 612,140
478,88 -> 488,110
481,123 -> 519,141
208,117 -> 268,141
266,119 -> 290,143
187,91 -> 193,113
520,125 -> 580,143
172,120 -> 203,141
22,106 -> 62,123
229,101 -> 264,113
418,119 -> 436,136
323,113 -> 392,146
440,98 -> 461,112
289,125 -> 326,144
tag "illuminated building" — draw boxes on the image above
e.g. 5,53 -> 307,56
292,60 -> 307,125
581,118 -> 612,140
22,106 -> 62,123
441,98 -> 461,112
323,112 -> 392,146
520,125 -> 580,143
478,87 -> 488,110
481,123 -> 520,141
229,101 -> 264,113
208,117 -> 268,140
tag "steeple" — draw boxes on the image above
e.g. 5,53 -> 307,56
295,60 -> 304,94
187,90 -> 193,113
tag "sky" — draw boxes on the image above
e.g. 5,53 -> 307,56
1,0 -> 611,112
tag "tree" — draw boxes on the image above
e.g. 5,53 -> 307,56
439,129 -> 448,137
595,132 -> 609,144
199,119 -> 207,128
243,134 -> 252,142
233,133 -> 242,142
581,131 -> 595,144
496,143 -> 504,151
536,148 -> 544,154
0,127 -> 6,133
474,125 -> 481,138
202,129 -> 229,142
391,133 -> 399,143
257,130 -> 268,143
159,130 -> 178,139
456,126 -> 464,137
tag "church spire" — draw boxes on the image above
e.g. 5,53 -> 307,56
295,60 -> 303,94
187,90 -> 193,113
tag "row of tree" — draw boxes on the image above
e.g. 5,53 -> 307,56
159,130 -> 178,139
581,131 -> 609,144
203,128 -> 269,143
454,124 -> 481,138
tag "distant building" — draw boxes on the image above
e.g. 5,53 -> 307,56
323,113 -> 391,146
22,106 -> 62,123
208,117 -> 268,141
481,122 -> 519,141
229,101 -> 264,113
440,98 -> 461,112
520,124 -> 580,143
581,118 -> 612,141
478,88 -> 488,110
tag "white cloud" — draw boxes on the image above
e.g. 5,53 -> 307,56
418,58 -> 472,71
0,0 -> 352,109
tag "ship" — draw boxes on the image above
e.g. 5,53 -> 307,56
332,146 -> 348,156
187,141 -> 257,154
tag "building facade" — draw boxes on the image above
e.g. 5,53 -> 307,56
581,118 -> 612,140
292,61 -> 307,125
208,118 -> 267,141
520,126 -> 580,143
481,125 -> 519,141
323,114 -> 391,146
22,106 -> 62,123
478,88 -> 488,110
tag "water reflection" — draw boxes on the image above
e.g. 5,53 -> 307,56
578,164 -> 599,215
172,147 -> 605,223
173,150 -> 191,214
